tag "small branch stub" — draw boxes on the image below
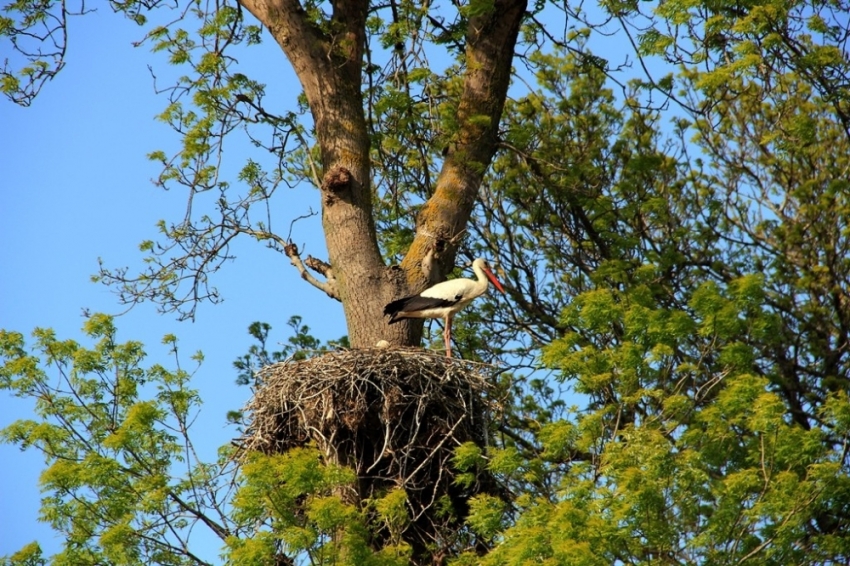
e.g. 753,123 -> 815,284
305,256 -> 332,278
284,241 -> 340,301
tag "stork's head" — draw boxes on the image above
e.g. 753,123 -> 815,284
472,258 -> 505,293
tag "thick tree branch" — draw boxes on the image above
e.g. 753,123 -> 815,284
401,0 -> 528,287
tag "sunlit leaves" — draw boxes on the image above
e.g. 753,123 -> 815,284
0,541 -> 46,566
0,0 -> 71,105
226,447 -> 406,565
492,65 -> 850,552
1,316 -> 233,565
452,441 -> 485,489
373,488 -> 410,547
465,494 -> 507,540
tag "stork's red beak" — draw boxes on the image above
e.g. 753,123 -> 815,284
485,268 -> 505,293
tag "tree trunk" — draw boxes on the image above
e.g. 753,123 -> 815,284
239,0 -> 527,348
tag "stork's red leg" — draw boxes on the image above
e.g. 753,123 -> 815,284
445,315 -> 453,358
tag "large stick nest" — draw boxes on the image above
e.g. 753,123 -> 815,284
238,348 -> 507,553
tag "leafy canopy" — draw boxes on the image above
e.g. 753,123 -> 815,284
3,0 -> 850,563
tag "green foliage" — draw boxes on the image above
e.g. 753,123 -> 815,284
0,542 -> 46,566
372,488 -> 411,547
464,494 -> 506,540
0,317 -> 400,565
1,316 -> 235,565
467,297 -> 850,564
226,447 -> 409,566
231,317 -> 348,388
0,0 -> 64,105
5,0 -> 850,564
456,6 -> 850,560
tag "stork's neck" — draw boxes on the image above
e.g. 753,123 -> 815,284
471,261 -> 490,294
472,262 -> 486,285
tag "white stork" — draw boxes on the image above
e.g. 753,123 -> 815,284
384,258 -> 505,358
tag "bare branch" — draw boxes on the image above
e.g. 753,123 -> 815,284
284,242 -> 340,301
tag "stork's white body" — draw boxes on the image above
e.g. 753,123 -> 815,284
384,258 -> 505,357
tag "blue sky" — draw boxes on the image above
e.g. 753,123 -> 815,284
0,9 -> 341,558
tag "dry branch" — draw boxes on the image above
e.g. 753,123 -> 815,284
283,241 -> 340,300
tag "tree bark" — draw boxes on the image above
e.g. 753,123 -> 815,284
239,0 -> 527,348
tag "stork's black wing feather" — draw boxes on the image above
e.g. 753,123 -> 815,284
384,294 -> 458,323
